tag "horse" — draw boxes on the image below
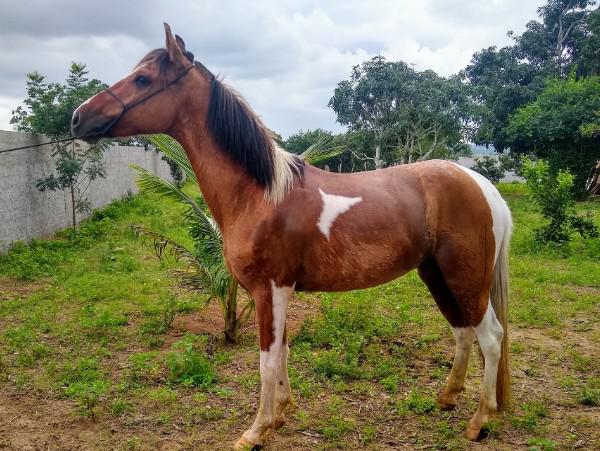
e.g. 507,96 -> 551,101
72,23 -> 513,449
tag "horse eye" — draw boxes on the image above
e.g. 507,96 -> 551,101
135,75 -> 151,87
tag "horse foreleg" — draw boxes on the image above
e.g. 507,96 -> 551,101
273,331 -> 292,428
467,300 -> 504,440
235,281 -> 294,450
438,326 -> 475,410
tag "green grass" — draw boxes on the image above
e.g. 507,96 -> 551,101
0,182 -> 598,449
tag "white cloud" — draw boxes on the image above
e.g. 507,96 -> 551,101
0,0 -> 544,137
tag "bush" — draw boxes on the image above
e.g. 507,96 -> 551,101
473,156 -> 505,183
166,337 -> 216,388
521,158 -> 598,244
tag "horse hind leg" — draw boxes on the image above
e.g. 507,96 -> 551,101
418,259 -> 475,410
467,299 -> 504,440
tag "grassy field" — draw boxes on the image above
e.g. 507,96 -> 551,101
0,183 -> 598,450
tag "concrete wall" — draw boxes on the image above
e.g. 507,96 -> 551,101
0,130 -> 173,252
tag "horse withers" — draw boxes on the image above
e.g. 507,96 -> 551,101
72,23 -> 513,449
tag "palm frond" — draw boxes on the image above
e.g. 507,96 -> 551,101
300,136 -> 346,165
131,165 -> 205,218
146,134 -> 197,184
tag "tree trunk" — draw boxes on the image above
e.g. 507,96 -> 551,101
375,144 -> 384,169
70,186 -> 77,227
223,281 -> 239,344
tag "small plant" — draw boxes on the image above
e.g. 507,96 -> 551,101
521,158 -> 598,244
473,155 -> 505,183
577,378 -> 600,406
166,337 -> 216,388
397,388 -> 437,415
511,399 -> 549,431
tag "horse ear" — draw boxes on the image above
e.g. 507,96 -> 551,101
164,22 -> 186,64
175,34 -> 195,62
175,34 -> 186,51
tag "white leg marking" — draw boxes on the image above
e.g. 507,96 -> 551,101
242,281 -> 294,445
450,326 -> 475,384
475,300 -> 504,410
317,188 -> 362,239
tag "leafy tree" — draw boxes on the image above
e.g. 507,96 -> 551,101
506,76 -> 600,196
329,56 -> 470,168
521,158 -> 598,243
473,156 -> 505,184
283,129 -> 334,155
11,63 -> 108,226
463,0 -> 598,151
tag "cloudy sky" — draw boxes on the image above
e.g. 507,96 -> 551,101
0,0 -> 543,138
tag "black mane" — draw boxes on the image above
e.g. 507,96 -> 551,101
137,49 -> 304,189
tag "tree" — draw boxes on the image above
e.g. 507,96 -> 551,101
11,63 -> 108,226
506,76 -> 600,196
463,0 -> 598,151
329,56 -> 470,168
473,156 -> 505,184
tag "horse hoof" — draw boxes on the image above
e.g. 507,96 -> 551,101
465,425 -> 482,441
437,392 -> 457,410
234,436 -> 261,450
273,415 -> 286,429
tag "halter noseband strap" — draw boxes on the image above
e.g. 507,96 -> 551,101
99,64 -> 196,136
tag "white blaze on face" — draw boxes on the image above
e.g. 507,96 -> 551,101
317,188 -> 362,240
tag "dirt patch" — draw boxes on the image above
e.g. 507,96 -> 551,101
0,277 -> 48,302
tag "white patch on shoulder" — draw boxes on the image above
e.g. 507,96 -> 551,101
317,188 -> 362,239
452,163 -> 512,261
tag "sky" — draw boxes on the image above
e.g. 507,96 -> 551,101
0,0 -> 544,138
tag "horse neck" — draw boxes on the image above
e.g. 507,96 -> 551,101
170,125 -> 265,230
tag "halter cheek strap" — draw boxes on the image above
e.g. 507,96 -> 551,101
98,64 -> 195,136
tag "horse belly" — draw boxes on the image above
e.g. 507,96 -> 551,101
296,239 -> 425,292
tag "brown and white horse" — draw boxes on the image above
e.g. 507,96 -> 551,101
72,24 -> 513,449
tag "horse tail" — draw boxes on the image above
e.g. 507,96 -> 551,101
491,212 -> 512,410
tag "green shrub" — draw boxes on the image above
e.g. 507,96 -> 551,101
521,158 -> 598,244
166,339 -> 216,388
473,156 -> 505,183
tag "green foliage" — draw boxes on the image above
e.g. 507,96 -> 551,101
464,0 -> 597,151
329,56 -> 470,168
522,158 -> 598,244
507,76 -> 600,195
473,156 -> 505,183
166,337 -> 216,388
511,399 -> 549,431
577,378 -> 600,406
132,134 -> 252,344
397,389 -> 437,415
11,63 -> 109,226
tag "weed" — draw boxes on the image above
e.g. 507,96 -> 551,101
166,338 -> 216,388
527,437 -> 557,451
511,400 -> 549,431
577,378 -> 600,406
111,399 -> 133,417
397,388 -> 437,415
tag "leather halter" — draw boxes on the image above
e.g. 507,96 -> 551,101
98,64 -> 196,136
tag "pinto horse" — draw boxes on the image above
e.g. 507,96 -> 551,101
72,24 -> 513,449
